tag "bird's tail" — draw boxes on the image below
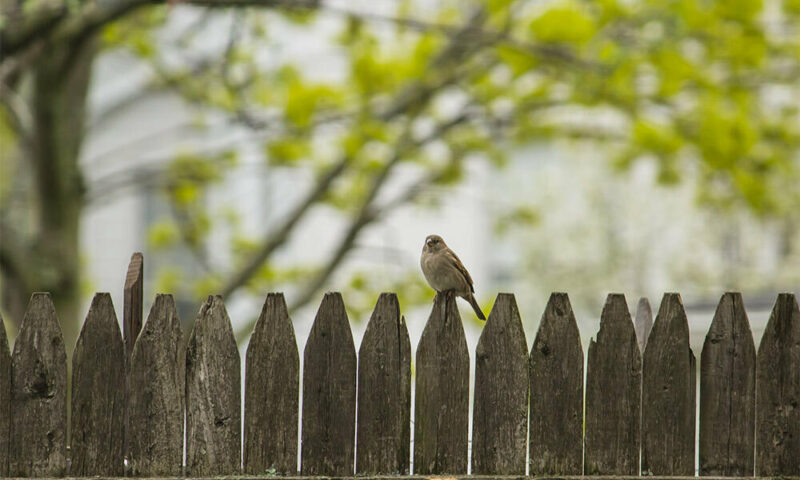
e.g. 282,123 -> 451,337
466,293 -> 486,320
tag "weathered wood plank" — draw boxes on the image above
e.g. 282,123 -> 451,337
244,293 -> 299,474
699,292 -> 755,476
414,292 -> 470,475
301,292 -> 357,475
585,293 -> 641,475
123,252 -> 143,469
642,293 -> 696,476
186,295 -> 241,476
529,292 -> 584,475
356,293 -> 411,474
471,293 -> 528,475
8,293 -> 67,477
635,297 -> 653,352
128,294 -> 185,476
0,313 -> 10,477
123,252 -> 144,366
70,293 -> 125,476
756,293 -> 800,476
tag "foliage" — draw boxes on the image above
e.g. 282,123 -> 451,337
1,0 -> 798,342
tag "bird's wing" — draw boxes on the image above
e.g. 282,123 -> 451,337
444,249 -> 475,293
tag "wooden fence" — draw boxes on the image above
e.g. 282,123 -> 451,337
0,257 -> 798,478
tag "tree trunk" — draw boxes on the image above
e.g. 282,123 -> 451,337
1,37 -> 96,354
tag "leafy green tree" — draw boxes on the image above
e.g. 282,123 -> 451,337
1,0 -> 798,346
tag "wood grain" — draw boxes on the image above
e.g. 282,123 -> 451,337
301,292 -> 357,475
0,313 -> 10,476
756,293 -> 800,476
356,293 -> 411,474
699,292 -> 755,476
70,293 -> 125,476
128,294 -> 185,476
414,292 -> 469,475
642,293 -> 696,476
8,293 -> 67,477
244,293 -> 299,474
585,293 -> 641,475
186,295 -> 241,475
471,293 -> 528,475
528,293 -> 584,475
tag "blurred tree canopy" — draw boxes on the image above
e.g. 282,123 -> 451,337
1,0 -> 798,346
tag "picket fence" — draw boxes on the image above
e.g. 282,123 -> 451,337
0,254 -> 798,479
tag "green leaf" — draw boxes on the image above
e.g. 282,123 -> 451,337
530,3 -> 597,45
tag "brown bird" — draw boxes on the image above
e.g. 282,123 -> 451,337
420,234 -> 486,320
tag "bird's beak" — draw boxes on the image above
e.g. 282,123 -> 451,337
426,240 -> 434,248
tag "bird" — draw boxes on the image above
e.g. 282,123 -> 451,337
420,234 -> 486,320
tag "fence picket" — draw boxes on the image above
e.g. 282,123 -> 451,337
186,295 -> 241,475
756,293 -> 800,476
301,292 -> 357,475
70,293 -> 125,476
128,294 -> 185,476
699,292 -> 755,476
356,293 -> 411,474
529,292 -> 583,475
471,293 -> 528,475
244,293 -> 299,474
414,292 -> 470,474
635,297 -> 653,352
122,252 -> 143,472
0,314 -> 10,477
585,293 -> 641,475
642,292 -> 695,475
8,293 -> 67,477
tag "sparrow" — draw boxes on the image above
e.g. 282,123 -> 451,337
420,234 -> 486,320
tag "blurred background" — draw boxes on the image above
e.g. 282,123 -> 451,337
1,0 -> 799,358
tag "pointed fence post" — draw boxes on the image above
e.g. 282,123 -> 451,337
123,252 -> 143,469
585,293 -> 641,475
128,294 -> 184,476
635,297 -> 653,352
8,293 -> 67,476
70,293 -> 125,476
756,293 -> 800,476
356,293 -> 411,474
471,293 -> 528,475
244,293 -> 299,474
528,292 -> 583,475
642,292 -> 696,475
414,292 -> 469,475
186,295 -> 241,476
301,292 -> 357,475
699,292 -> 755,476
0,314 -> 10,477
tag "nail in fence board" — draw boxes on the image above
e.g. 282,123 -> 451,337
301,292 -> 357,475
635,297 -> 653,352
585,294 -> 641,475
356,293 -> 411,474
471,293 -> 528,475
414,293 -> 470,474
244,293 -> 299,474
529,292 -> 583,475
8,293 -> 67,476
642,292 -> 696,475
756,293 -> 800,476
128,294 -> 185,476
0,314 -> 10,476
186,295 -> 241,475
70,293 -> 125,476
699,292 -> 756,476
